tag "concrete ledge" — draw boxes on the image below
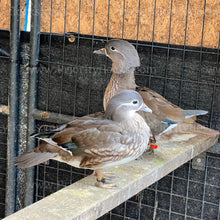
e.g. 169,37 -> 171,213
4,124 -> 219,220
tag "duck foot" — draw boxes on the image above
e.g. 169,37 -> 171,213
93,170 -> 118,180
103,172 -> 118,180
95,178 -> 117,189
145,147 -> 154,155
94,169 -> 118,189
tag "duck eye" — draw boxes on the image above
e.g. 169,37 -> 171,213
111,46 -> 116,51
132,100 -> 138,105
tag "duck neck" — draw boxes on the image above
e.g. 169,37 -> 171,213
120,114 -> 150,134
104,71 -> 136,110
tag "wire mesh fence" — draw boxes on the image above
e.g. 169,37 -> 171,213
33,31 -> 220,219
0,31 -> 10,219
101,152 -> 220,220
0,0 -> 219,219
0,114 -> 8,219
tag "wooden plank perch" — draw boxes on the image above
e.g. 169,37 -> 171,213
5,123 -> 219,220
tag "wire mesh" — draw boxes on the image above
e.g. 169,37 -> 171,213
0,31 -> 10,107
0,115 -> 8,219
1,0 -> 220,219
0,31 -> 9,219
34,37 -> 220,220
98,153 -> 220,220
33,0 -> 220,219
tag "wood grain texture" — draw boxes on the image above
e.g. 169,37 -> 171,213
0,0 -> 219,48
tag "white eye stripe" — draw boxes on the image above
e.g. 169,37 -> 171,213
120,103 -> 132,106
118,101 -> 139,107
109,46 -> 120,53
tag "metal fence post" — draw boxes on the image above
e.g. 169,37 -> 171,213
5,0 -> 21,216
24,0 -> 42,206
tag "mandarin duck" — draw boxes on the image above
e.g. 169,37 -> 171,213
15,90 -> 152,188
94,39 -> 207,136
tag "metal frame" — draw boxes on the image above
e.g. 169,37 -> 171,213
3,0 -> 220,218
5,0 -> 21,216
5,0 -> 42,214
24,0 -> 42,207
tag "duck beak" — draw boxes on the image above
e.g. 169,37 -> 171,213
93,48 -> 106,55
140,104 -> 152,113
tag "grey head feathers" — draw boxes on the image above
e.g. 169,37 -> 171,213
105,90 -> 151,121
94,39 -> 140,73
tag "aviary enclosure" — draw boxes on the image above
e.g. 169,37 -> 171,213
0,0 -> 219,219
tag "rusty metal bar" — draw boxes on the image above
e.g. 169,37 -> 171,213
0,104 -> 9,115
31,109 -> 76,124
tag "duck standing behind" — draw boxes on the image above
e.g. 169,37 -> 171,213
94,39 -> 207,136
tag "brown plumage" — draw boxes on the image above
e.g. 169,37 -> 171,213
15,90 -> 152,188
94,39 -> 207,135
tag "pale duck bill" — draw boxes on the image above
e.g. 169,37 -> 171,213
140,103 -> 152,113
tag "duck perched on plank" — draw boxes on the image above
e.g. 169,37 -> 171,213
94,39 -> 207,136
15,90 -> 152,188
